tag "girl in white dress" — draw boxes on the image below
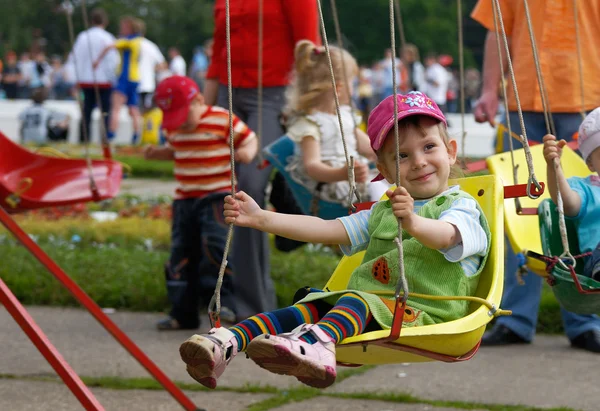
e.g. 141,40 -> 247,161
284,40 -> 377,205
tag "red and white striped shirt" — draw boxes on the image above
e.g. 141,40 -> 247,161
167,106 -> 255,199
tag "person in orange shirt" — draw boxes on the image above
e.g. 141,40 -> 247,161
471,0 -> 600,353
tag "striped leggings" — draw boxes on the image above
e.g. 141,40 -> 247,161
230,293 -> 372,351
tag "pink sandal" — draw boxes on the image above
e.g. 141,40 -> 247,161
179,327 -> 238,389
246,324 -> 337,388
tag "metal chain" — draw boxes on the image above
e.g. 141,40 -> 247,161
491,0 -> 542,199
208,0 -> 236,327
316,0 -> 358,209
330,0 -> 361,203
389,0 -> 408,304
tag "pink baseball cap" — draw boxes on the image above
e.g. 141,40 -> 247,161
367,91 -> 447,181
154,76 -> 200,131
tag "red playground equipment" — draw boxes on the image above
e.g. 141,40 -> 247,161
0,131 -> 203,410
0,132 -> 122,213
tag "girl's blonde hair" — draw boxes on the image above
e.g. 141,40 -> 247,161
285,40 -> 358,115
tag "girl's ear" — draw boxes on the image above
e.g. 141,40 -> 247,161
447,138 -> 458,165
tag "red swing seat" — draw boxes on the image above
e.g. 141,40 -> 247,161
0,132 -> 122,213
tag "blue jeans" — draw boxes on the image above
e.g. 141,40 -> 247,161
496,111 -> 600,341
167,193 -> 235,328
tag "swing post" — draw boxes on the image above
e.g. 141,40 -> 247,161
0,277 -> 105,411
0,205 -> 203,411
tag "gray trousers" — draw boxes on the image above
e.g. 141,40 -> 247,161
217,85 -> 285,319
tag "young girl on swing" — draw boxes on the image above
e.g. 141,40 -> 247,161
283,40 -> 376,204
180,92 -> 491,389
543,107 -> 600,281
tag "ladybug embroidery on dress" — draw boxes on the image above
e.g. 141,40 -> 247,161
402,307 -> 421,324
372,257 -> 390,284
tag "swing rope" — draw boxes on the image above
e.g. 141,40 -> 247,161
316,0 -> 359,209
256,0 -> 264,164
208,0 -> 236,327
329,0 -> 362,204
521,0 -> 573,263
490,0 -> 542,200
80,0 -> 112,160
457,0 -> 467,166
393,0 -> 407,54
490,0 -> 518,192
62,1 -> 100,200
522,0 -> 555,137
389,0 -> 409,305
572,0 -> 586,121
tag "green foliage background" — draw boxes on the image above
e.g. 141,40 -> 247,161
0,0 -> 486,68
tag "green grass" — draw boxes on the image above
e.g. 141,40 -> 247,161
0,238 -> 339,313
0,240 -> 169,311
0,373 -> 578,411
114,155 -> 174,179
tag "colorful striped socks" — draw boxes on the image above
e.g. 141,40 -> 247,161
229,293 -> 371,351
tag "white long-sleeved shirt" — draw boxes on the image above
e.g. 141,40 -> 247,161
138,38 -> 166,93
66,26 -> 119,87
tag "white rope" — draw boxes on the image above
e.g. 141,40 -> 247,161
208,0 -> 236,325
389,0 -> 408,304
491,0 -> 542,199
316,0 -> 358,209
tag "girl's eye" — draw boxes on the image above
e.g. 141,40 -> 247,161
424,144 -> 436,151
398,153 -> 408,159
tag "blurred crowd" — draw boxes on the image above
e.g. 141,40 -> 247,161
355,45 -> 482,120
0,35 -> 213,102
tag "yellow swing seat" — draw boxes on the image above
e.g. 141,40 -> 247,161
487,144 -> 591,276
322,175 -> 506,365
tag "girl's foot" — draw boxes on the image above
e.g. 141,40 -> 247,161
246,324 -> 337,388
179,327 -> 238,389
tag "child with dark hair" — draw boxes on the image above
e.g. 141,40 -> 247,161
18,88 -> 69,144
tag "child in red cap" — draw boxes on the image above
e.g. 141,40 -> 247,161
178,91 -> 490,390
543,107 -> 600,280
147,75 -> 257,330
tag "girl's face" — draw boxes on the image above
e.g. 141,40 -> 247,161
376,117 -> 457,199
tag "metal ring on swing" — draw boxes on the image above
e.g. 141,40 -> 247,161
526,175 -> 544,200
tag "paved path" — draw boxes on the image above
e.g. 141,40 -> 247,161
0,306 -> 595,411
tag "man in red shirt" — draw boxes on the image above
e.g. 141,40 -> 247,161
204,0 -> 320,320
